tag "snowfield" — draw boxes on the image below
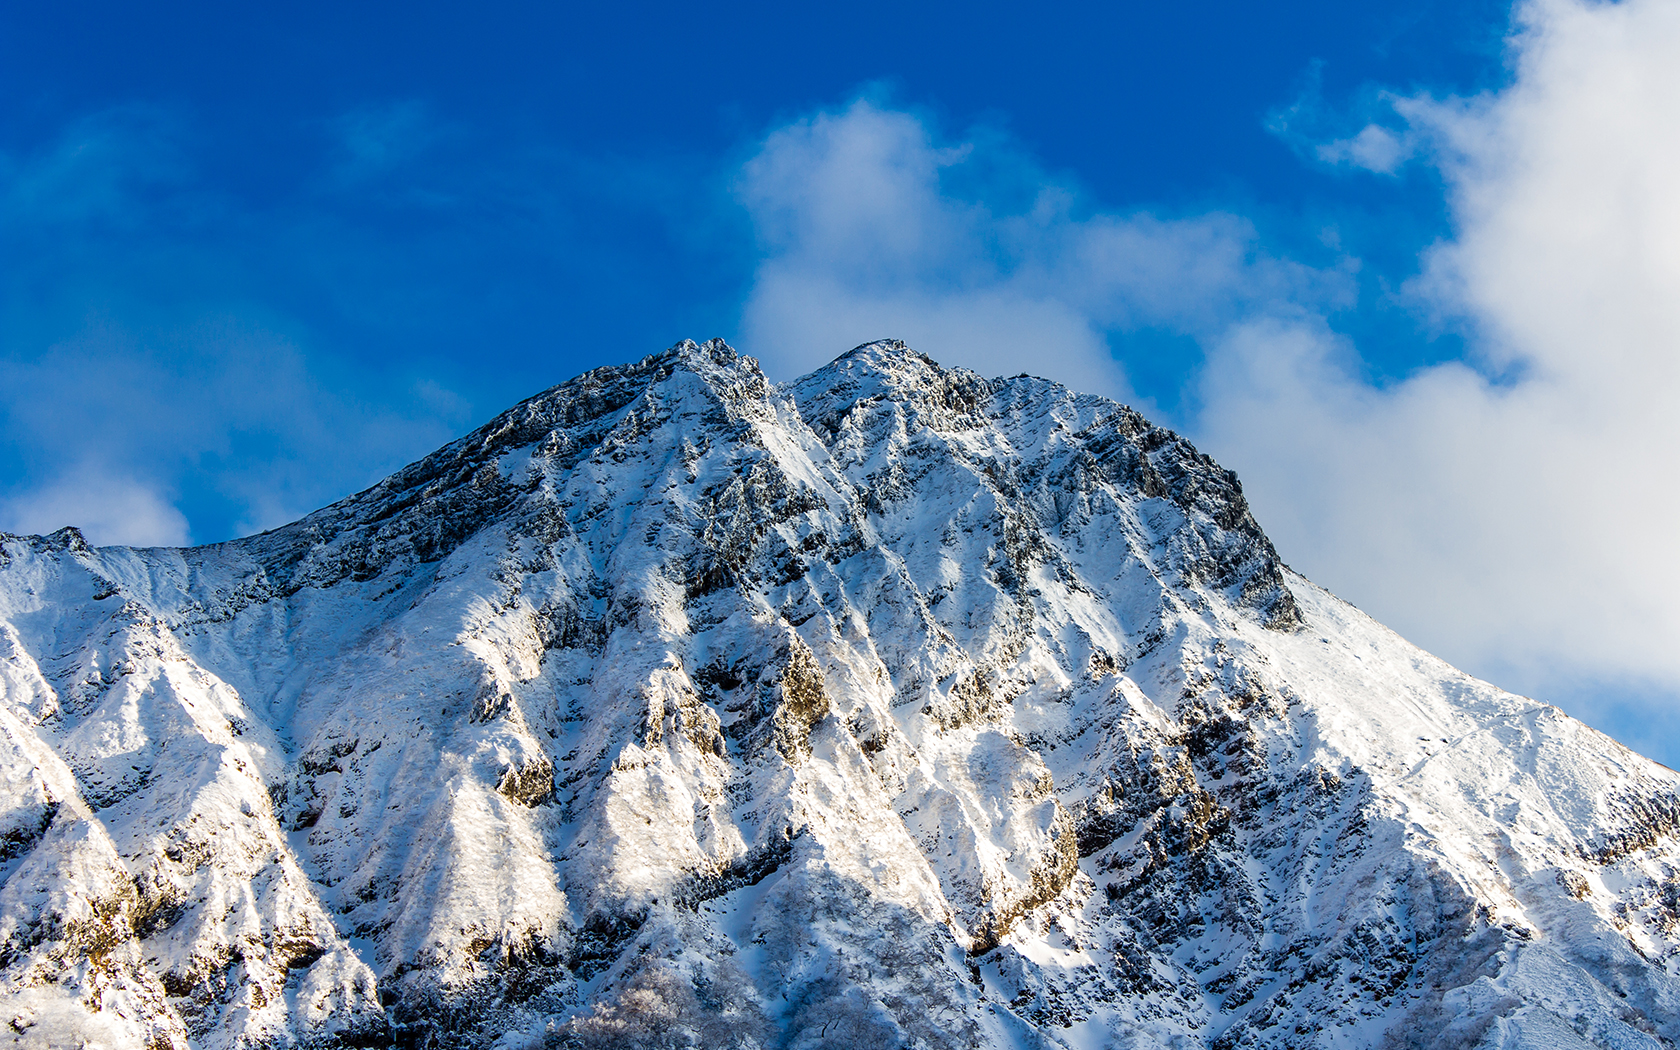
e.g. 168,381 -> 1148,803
2,339 -> 1677,1049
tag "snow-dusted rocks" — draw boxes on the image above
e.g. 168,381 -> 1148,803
2,339 -> 1678,1049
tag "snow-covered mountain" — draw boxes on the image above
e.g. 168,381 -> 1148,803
3,339 -> 1678,1050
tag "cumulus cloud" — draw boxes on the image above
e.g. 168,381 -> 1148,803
735,101 -> 1346,403
1206,0 -> 1680,706
0,467 -> 190,548
734,0 -> 1680,757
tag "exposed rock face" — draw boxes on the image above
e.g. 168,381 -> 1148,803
2,339 -> 1678,1049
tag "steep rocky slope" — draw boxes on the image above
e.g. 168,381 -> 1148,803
3,339 -> 1678,1050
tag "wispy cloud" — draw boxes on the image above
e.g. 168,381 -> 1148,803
0,111 -> 472,546
0,313 -> 468,545
330,101 -> 440,181
1,92 -> 746,548
1315,123 -> 1417,174
0,107 -> 195,229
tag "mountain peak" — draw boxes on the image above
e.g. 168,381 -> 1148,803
827,336 -> 942,375
791,338 -> 995,437
3,340 -> 1678,1050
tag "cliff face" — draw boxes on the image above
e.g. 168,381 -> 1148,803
2,339 -> 1677,1050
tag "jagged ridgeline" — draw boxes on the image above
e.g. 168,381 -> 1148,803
2,339 -> 1678,1050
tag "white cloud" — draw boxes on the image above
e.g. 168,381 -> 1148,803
735,101 -> 1346,403
1202,0 -> 1680,704
0,315 -> 465,547
733,0 -> 1680,758
1316,123 -> 1415,174
736,102 -> 1121,395
0,467 -> 190,548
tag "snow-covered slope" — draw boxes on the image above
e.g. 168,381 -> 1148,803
3,339 -> 1678,1050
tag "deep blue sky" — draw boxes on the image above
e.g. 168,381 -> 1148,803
4,2 -> 1513,547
